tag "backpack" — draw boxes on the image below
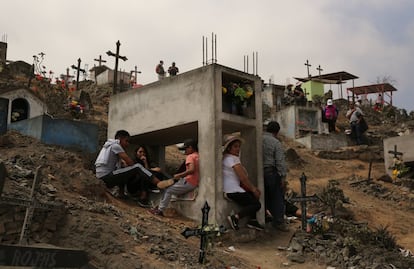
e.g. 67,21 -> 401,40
324,106 -> 338,120
155,65 -> 161,74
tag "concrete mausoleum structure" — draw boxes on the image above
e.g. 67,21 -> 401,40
108,63 -> 264,225
0,88 -> 47,124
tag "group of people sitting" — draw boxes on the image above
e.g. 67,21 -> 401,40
284,84 -> 307,106
94,124 -> 310,232
95,130 -> 199,213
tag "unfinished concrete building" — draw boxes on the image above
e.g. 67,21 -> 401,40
108,63 -> 264,225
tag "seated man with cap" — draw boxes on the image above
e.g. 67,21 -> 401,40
150,139 -> 199,216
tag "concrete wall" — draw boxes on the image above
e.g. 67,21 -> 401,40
274,106 -> 322,140
108,64 -> 263,225
302,80 -> 324,101
0,88 -> 46,124
9,115 -> 99,153
0,41 -> 6,64
296,133 -> 348,151
0,98 -> 8,134
96,69 -> 131,86
383,134 -> 414,176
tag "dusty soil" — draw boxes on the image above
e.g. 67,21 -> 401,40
1,81 -> 414,268
2,131 -> 414,269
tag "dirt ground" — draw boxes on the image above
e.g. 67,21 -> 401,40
2,129 -> 414,269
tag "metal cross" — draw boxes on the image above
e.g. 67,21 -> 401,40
181,201 -> 225,264
71,58 -> 85,91
0,164 -> 64,245
317,65 -> 323,76
304,59 -> 312,78
289,173 -> 319,231
388,145 -> 403,159
130,65 -> 141,86
60,68 -> 74,89
107,40 -> 128,94
94,55 -> 107,66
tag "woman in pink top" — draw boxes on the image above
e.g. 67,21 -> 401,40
150,139 -> 199,216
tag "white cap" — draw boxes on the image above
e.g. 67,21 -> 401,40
327,99 -> 333,106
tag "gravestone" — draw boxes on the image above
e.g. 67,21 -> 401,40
0,163 -> 90,268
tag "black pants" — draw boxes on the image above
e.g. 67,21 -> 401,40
100,163 -> 153,194
227,192 -> 261,220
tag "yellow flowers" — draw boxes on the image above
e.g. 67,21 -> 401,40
389,157 -> 410,181
246,89 -> 253,98
222,87 -> 227,94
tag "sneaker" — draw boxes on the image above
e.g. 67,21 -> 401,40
227,215 -> 239,231
150,187 -> 160,193
138,199 -> 151,208
247,219 -> 264,231
157,178 -> 176,189
149,208 -> 164,216
274,223 -> 290,232
265,210 -> 273,223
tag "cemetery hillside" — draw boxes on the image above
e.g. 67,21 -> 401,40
1,60 -> 414,269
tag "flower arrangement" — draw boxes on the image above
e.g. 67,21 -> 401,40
222,83 -> 254,113
389,156 -> 410,180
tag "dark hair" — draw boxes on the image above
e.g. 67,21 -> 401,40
266,121 -> 280,133
134,145 -> 151,164
115,130 -> 130,139
182,139 -> 198,151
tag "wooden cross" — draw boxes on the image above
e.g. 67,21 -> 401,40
317,65 -> 323,76
388,145 -> 403,158
71,58 -> 85,91
304,59 -> 312,78
106,40 -> 128,94
94,55 -> 107,66
289,173 -> 320,231
0,164 -> 64,245
181,201 -> 225,264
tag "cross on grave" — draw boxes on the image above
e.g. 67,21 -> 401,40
289,173 -> 320,231
0,164 -> 64,245
60,67 -> 74,89
388,144 -> 403,159
181,201 -> 226,264
304,59 -> 312,78
317,65 -> 323,76
71,58 -> 86,91
130,65 -> 141,85
94,55 -> 107,66
0,164 -> 90,268
106,40 -> 128,94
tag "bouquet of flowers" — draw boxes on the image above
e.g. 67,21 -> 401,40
222,83 -> 254,107
389,156 -> 410,180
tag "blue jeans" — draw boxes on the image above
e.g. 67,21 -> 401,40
264,167 -> 285,226
158,178 -> 196,211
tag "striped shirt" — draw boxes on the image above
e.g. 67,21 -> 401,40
262,132 -> 287,177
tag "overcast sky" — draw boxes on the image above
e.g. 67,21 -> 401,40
2,0 -> 414,111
